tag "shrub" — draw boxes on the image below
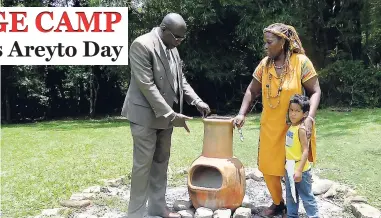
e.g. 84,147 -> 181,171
319,60 -> 381,107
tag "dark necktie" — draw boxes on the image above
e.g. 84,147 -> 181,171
166,49 -> 171,62
166,49 -> 178,97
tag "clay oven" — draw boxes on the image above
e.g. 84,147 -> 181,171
187,116 -> 246,211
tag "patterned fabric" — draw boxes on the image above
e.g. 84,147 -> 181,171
253,53 -> 317,84
262,23 -> 307,78
301,58 -> 316,83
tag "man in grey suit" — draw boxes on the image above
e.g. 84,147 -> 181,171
121,13 -> 211,218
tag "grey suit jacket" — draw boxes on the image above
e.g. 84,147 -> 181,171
121,28 -> 201,129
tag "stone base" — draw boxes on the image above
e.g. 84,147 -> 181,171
31,170 -> 381,218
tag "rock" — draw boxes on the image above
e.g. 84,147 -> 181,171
241,195 -> 251,207
327,184 -> 356,198
100,212 -> 128,218
178,209 -> 195,218
323,183 -> 338,198
120,189 -> 131,200
351,203 -> 381,218
345,196 -> 368,205
77,213 -> 97,218
41,208 -> 66,216
312,179 -> 334,195
241,195 -> 255,213
311,173 -> 320,182
351,196 -> 368,204
344,197 -> 352,206
323,188 -> 337,198
83,186 -> 102,193
104,177 -> 125,187
233,207 -> 251,218
107,187 -> 120,196
195,207 -> 213,218
345,188 -> 358,198
173,198 -> 193,211
213,209 -> 231,218
60,200 -> 91,208
100,186 -> 111,193
245,168 -> 263,181
70,192 -> 96,200
34,174 -> 357,218
336,184 -> 350,193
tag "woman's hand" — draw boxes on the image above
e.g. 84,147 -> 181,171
234,78 -> 261,129
234,114 -> 246,128
304,117 -> 313,139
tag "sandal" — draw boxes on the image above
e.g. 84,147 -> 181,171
262,201 -> 286,216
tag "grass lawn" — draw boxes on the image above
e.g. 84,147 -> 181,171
1,108 -> 381,217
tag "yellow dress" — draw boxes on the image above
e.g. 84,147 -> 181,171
253,53 -> 317,176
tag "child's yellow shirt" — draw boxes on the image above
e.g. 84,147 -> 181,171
285,124 -> 311,172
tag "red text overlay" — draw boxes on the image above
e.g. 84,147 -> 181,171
0,7 -> 129,65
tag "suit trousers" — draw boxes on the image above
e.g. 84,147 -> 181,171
127,122 -> 173,218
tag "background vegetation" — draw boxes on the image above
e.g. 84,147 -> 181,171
2,0 -> 381,123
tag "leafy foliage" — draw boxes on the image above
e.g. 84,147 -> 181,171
1,0 -> 381,123
319,60 -> 381,107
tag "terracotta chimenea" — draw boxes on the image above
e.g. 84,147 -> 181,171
187,116 -> 246,211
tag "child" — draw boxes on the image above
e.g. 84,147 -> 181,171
285,94 -> 319,218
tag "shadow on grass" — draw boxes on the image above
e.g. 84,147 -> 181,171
2,117 -> 204,131
365,147 -> 381,157
2,118 -> 131,130
2,109 -> 380,133
245,126 -> 260,131
238,109 -> 381,138
317,110 -> 381,137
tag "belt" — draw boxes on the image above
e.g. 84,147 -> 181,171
286,159 -> 301,163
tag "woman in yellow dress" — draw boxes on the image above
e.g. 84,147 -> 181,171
234,23 -> 321,216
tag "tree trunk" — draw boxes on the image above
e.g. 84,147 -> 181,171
5,87 -> 11,123
94,80 -> 99,116
89,72 -> 94,117
89,66 -> 99,118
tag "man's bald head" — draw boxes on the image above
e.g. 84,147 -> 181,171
159,13 -> 187,49
160,13 -> 186,32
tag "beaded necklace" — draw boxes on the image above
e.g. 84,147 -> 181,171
272,59 -> 285,69
265,54 -> 294,109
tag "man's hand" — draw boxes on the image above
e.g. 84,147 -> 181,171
170,113 -> 193,133
196,101 -> 211,117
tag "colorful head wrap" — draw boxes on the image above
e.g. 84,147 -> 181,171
263,23 -> 305,55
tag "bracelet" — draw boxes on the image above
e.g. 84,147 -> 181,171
307,115 -> 315,122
